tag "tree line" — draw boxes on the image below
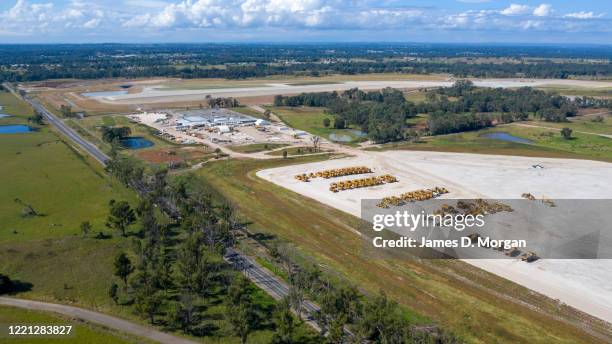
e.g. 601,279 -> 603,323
424,80 -> 580,134
104,155 -> 309,342
275,88 -> 419,143
275,81 -> 600,140
1,43 -> 611,82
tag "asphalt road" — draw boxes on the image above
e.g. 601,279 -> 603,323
0,297 -> 198,344
3,83 -> 109,165
223,248 -> 322,332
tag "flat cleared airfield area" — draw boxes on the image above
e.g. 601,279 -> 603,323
257,151 -> 612,323
98,78 -> 612,104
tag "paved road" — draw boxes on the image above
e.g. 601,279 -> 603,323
2,83 -> 109,165
223,248 -> 322,332
0,297 -> 198,344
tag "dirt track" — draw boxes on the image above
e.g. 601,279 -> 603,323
0,297 -> 198,344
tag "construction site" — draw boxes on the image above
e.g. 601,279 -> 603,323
257,150 -> 612,323
128,107 -> 312,148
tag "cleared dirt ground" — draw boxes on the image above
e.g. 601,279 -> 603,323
257,150 -> 612,323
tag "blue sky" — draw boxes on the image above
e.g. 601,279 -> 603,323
0,0 -> 610,44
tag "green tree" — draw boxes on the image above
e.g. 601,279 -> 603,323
333,117 -> 346,129
135,288 -> 164,324
0,274 -> 15,294
354,292 -> 406,344
28,111 -> 44,125
323,117 -> 331,128
113,252 -> 134,288
168,294 -> 197,333
80,221 -> 92,238
106,200 -> 136,237
561,127 -> 573,140
227,276 -> 256,344
282,150 -> 288,159
272,297 -> 295,344
108,283 -> 119,304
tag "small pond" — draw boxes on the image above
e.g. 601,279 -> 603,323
0,124 -> 33,134
120,137 -> 154,149
0,114 -> 11,118
480,132 -> 533,144
81,90 -> 128,98
329,129 -> 367,142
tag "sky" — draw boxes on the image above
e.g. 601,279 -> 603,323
0,0 -> 611,44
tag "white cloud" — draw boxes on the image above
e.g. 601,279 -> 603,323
0,0 -> 610,40
0,0 -> 110,33
123,0 -> 425,30
500,4 -> 530,16
564,11 -> 605,19
533,4 -> 553,17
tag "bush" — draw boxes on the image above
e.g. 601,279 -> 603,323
0,274 -> 15,294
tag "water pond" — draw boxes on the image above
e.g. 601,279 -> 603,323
329,130 -> 367,142
480,132 -> 533,144
120,137 -> 154,149
0,124 -> 33,134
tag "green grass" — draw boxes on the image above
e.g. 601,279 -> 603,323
76,115 -> 178,154
269,106 -> 366,144
0,100 -> 138,317
231,107 -> 268,119
195,156 -> 611,344
0,91 -> 34,125
0,306 -> 143,344
228,143 -> 289,154
373,125 -> 612,162
287,81 -> 341,86
540,86 -> 612,98
527,114 -> 612,135
404,90 -> 428,103
266,146 -> 324,156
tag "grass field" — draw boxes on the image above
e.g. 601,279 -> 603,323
269,106 -> 366,144
0,93 -> 138,317
266,146 -> 326,156
196,156 -> 611,344
231,106 -> 268,119
228,143 -> 289,153
529,114 -> 612,135
0,91 -> 33,124
540,86 -> 612,98
373,124 -> 612,162
0,306 -> 143,344
75,114 -> 178,154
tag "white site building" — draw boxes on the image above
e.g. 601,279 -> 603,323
174,108 -> 257,131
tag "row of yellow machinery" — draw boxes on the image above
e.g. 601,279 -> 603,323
377,187 -> 449,208
295,166 -> 373,182
330,175 -> 398,192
